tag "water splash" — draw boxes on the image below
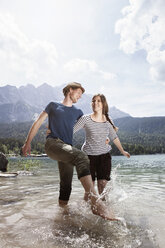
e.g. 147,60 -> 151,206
1,156 -> 163,248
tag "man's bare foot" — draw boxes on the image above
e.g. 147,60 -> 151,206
84,192 -> 90,201
59,199 -> 68,207
91,198 -> 118,221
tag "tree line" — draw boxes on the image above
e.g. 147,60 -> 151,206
0,138 -> 164,156
0,138 -> 45,155
0,119 -> 165,156
1,134 -> 164,156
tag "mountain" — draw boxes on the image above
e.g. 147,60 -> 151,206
0,83 -> 63,108
1,116 -> 164,139
114,116 -> 165,134
0,83 -> 130,123
0,101 -> 41,123
0,85 -> 21,104
0,117 -> 165,140
108,106 -> 129,120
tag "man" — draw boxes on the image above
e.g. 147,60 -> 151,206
22,82 -> 117,220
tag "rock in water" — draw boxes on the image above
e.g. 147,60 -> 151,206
0,172 -> 18,178
0,152 -> 8,172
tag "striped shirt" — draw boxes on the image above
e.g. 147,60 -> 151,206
73,114 -> 118,155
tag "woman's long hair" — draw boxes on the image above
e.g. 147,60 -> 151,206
92,94 -> 118,131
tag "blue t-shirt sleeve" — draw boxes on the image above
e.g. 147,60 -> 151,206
77,109 -> 83,120
45,102 -> 51,114
45,102 -> 57,114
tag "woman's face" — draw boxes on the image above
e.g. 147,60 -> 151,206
92,96 -> 103,112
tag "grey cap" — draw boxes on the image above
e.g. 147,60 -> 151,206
63,82 -> 85,96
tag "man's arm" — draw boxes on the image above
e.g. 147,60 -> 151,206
22,111 -> 48,156
113,137 -> 130,158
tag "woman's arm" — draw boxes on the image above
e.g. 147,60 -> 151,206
22,111 -> 48,156
73,115 -> 86,134
113,137 -> 130,158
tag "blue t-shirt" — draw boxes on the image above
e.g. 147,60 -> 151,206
44,102 -> 83,145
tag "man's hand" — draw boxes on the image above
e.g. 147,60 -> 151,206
46,125 -> 51,136
20,111 -> 48,157
22,142 -> 31,156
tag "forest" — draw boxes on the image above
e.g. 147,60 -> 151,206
0,131 -> 165,156
0,116 -> 165,156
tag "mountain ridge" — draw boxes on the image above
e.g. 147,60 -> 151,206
0,83 -> 130,123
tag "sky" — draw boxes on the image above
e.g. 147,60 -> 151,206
0,0 -> 165,117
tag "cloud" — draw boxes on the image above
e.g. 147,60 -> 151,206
115,0 -> 165,82
64,58 -> 117,81
0,12 -> 58,85
100,70 -> 117,81
99,81 -> 165,117
64,58 -> 98,73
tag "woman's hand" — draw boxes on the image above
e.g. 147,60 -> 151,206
123,151 -> 130,158
105,137 -> 110,144
114,126 -> 119,132
22,142 -> 31,156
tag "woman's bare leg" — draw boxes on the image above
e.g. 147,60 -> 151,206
97,179 -> 108,194
97,179 -> 108,201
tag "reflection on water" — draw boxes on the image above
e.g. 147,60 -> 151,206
0,154 -> 165,248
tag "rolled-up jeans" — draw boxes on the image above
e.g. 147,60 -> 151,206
45,137 -> 90,201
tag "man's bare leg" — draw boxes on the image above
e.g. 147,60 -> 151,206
84,181 -> 95,201
80,175 -> 118,221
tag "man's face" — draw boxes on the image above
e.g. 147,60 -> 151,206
69,88 -> 83,103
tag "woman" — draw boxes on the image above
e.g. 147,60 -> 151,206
73,94 -> 130,197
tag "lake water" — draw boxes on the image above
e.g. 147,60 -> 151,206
0,154 -> 165,248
